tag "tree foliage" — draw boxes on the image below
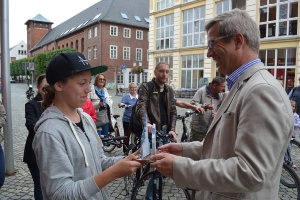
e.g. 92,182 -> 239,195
10,48 -> 77,79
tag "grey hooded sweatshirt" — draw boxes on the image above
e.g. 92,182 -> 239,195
33,106 -> 122,199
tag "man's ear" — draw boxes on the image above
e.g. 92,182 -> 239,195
54,81 -> 63,92
234,33 -> 244,50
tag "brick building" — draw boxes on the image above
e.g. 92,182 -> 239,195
26,0 -> 149,87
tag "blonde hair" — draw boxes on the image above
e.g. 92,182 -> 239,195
93,73 -> 106,87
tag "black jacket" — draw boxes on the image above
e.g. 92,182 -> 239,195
23,93 -> 44,165
136,78 -> 177,132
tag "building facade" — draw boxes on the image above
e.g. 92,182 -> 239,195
27,0 -> 149,88
148,0 -> 299,93
9,40 -> 27,62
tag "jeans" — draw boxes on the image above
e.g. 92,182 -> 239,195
146,129 -> 168,200
284,143 -> 293,165
0,144 -> 5,188
123,121 -> 130,153
27,163 -> 43,200
97,123 -> 109,138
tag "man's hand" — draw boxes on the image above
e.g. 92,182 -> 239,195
157,143 -> 183,156
203,103 -> 214,110
194,106 -> 205,114
147,123 -> 152,134
150,153 -> 176,178
169,131 -> 177,142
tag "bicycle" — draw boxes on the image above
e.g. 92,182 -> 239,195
279,162 -> 300,200
100,114 -> 129,152
177,110 -> 197,142
130,131 -> 192,200
289,138 -> 300,171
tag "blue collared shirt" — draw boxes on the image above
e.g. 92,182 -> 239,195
226,59 -> 261,91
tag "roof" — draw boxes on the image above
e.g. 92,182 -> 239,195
25,14 -> 53,25
31,0 -> 149,51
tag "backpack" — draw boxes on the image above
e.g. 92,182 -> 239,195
129,82 -> 154,136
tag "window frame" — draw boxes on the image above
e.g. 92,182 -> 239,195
110,45 -> 118,59
110,26 -> 118,36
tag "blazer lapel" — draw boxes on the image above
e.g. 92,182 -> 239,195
207,63 -> 266,133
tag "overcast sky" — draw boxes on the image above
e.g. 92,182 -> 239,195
9,0 -> 100,47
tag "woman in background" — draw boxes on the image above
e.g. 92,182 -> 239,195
0,101 -> 6,188
24,74 -> 47,200
118,82 -> 138,153
88,74 -> 114,138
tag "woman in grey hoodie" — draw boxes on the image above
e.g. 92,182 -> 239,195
33,52 -> 142,199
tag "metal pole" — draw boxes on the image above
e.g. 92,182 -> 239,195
1,0 -> 15,175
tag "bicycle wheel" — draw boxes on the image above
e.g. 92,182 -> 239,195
124,144 -> 140,195
281,163 -> 299,188
290,139 -> 300,172
131,170 -> 191,200
279,163 -> 300,200
103,131 -> 116,152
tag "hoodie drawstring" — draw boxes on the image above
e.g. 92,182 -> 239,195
64,116 -> 89,167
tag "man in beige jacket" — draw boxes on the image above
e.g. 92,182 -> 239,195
151,9 -> 293,199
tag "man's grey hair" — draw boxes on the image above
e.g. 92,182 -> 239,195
211,77 -> 225,85
205,8 -> 260,53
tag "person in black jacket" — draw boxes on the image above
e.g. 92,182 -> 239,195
23,74 -> 47,200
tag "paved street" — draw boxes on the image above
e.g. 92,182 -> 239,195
0,83 -> 298,199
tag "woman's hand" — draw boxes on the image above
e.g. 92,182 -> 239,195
99,101 -> 105,107
112,151 -> 143,178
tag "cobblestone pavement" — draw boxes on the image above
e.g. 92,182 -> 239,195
0,83 -> 297,199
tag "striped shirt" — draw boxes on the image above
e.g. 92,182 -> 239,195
226,59 -> 261,91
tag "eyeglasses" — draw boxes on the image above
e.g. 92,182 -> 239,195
98,78 -> 106,81
207,35 -> 232,50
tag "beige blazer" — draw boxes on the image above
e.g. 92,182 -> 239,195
173,63 -> 293,199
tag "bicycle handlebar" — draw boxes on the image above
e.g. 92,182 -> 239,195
119,104 -> 132,108
101,136 -> 128,146
177,110 -> 198,120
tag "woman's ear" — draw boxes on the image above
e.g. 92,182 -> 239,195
54,81 -> 63,92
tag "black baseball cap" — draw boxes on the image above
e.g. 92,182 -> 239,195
46,52 -> 108,85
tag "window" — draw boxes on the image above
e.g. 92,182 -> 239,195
136,48 -> 142,61
129,72 -> 135,83
181,54 -> 204,89
259,0 -> 298,38
110,26 -> 118,36
123,47 -> 130,60
157,0 -> 174,11
183,0 -> 195,2
88,29 -> 92,39
121,13 -> 128,19
124,28 -> 131,38
94,27 -> 98,37
117,74 -> 124,84
182,6 -> 206,47
93,46 -> 97,59
88,47 -> 91,60
259,48 -> 296,93
156,14 -> 174,50
110,45 -> 117,59
142,72 -> 148,82
134,16 -> 142,22
136,30 -> 143,40
216,0 -> 246,15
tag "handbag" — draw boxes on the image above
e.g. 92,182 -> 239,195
95,109 -> 109,128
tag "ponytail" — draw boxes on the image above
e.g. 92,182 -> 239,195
42,84 -> 55,109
